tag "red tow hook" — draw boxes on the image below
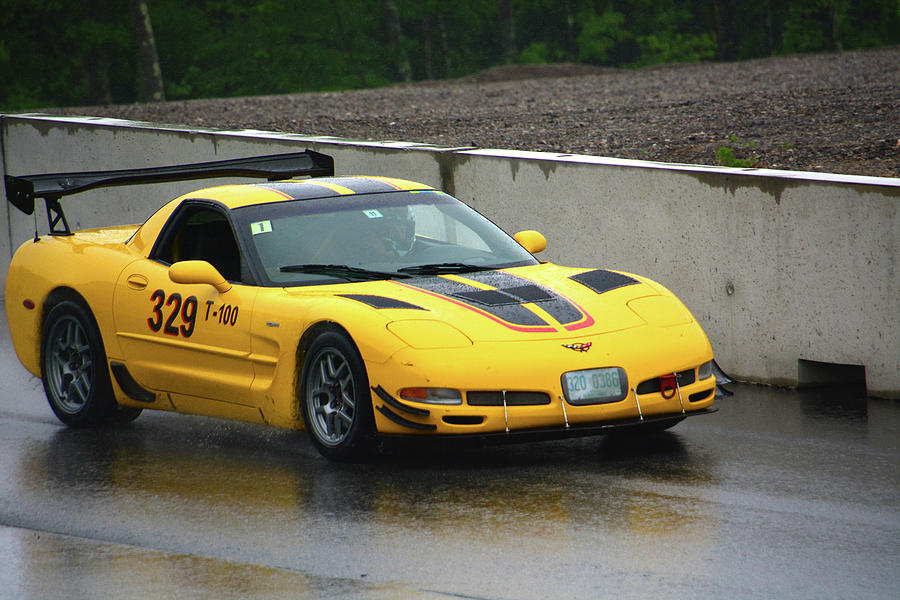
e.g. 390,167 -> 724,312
660,373 -> 678,399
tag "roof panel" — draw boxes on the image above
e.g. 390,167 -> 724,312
183,176 -> 435,209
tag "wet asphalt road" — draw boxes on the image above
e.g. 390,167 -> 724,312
1,311 -> 898,599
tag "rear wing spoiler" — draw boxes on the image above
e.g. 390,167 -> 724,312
4,150 -> 334,235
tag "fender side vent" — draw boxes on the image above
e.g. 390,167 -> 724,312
109,362 -> 155,403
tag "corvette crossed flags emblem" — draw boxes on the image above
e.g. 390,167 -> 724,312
562,342 -> 592,352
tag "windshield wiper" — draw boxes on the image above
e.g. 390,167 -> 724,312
280,264 -> 410,281
396,262 -> 493,275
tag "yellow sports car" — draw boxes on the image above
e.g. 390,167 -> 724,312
5,152 -> 717,460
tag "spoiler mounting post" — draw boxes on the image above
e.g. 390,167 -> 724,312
45,195 -> 71,236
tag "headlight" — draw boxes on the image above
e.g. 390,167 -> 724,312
698,360 -> 714,380
387,320 -> 472,348
399,387 -> 462,405
626,295 -> 693,326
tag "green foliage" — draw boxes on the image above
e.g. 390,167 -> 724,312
781,1 -> 835,53
1,0 -> 899,110
716,136 -> 760,168
626,1 -> 716,65
519,43 -> 550,64
0,0 -> 136,109
635,32 -> 717,65
151,0 -> 391,100
577,9 -> 630,64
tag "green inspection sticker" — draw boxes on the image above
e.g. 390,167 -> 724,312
250,220 -> 273,235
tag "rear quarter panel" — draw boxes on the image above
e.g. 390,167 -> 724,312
5,226 -> 140,377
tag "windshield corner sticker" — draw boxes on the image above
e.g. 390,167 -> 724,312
250,220 -> 273,235
363,209 -> 383,219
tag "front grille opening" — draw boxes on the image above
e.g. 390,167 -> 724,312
467,391 -> 551,406
636,368 -> 696,395
443,415 -> 485,425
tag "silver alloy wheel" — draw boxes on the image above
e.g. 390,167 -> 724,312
44,314 -> 94,415
306,348 -> 357,446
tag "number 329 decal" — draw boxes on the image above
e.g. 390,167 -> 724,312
147,289 -> 238,337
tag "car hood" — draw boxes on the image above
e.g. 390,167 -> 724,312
285,263 -> 697,344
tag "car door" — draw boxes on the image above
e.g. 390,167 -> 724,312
112,202 -> 258,407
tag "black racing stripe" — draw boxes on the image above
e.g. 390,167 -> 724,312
338,294 -> 426,310
452,289 -> 521,306
462,270 -> 525,289
260,181 -> 343,200
502,284 -> 553,303
461,271 -> 584,326
329,177 -> 405,194
569,269 -> 639,294
407,275 -> 478,296
406,276 -> 550,327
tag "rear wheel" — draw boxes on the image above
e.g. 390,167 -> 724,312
300,329 -> 375,461
41,300 -> 138,426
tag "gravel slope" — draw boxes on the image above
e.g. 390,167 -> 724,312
51,46 -> 899,178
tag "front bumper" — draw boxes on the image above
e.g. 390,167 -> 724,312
365,323 -> 717,436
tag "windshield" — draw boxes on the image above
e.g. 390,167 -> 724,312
232,190 -> 538,286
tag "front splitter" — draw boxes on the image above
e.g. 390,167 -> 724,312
378,406 -> 718,449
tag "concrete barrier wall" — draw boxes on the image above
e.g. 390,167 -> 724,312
2,114 -> 897,396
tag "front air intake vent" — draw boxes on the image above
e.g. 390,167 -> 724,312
636,369 -> 696,395
443,416 -> 485,425
467,391 -> 551,406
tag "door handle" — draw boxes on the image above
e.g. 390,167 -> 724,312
126,274 -> 149,290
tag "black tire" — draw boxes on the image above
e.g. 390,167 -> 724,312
109,404 -> 144,424
40,300 -> 138,427
300,329 -> 376,461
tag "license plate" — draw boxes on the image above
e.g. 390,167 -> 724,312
561,367 -> 628,405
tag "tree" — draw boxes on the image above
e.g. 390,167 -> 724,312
130,0 -> 165,102
711,0 -> 739,60
498,0 -> 515,64
382,0 -> 412,82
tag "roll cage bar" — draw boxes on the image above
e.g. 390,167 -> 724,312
4,150 -> 334,235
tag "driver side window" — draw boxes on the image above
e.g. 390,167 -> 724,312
153,205 -> 244,283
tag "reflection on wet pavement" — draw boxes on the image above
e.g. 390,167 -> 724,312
0,524 -> 431,599
1,371 -> 898,598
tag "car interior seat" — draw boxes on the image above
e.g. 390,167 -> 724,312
178,220 -> 241,282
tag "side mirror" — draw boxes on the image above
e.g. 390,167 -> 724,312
169,260 -> 232,293
513,230 -> 547,254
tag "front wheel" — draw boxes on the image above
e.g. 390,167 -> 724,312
300,329 -> 376,461
40,300 -> 131,427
